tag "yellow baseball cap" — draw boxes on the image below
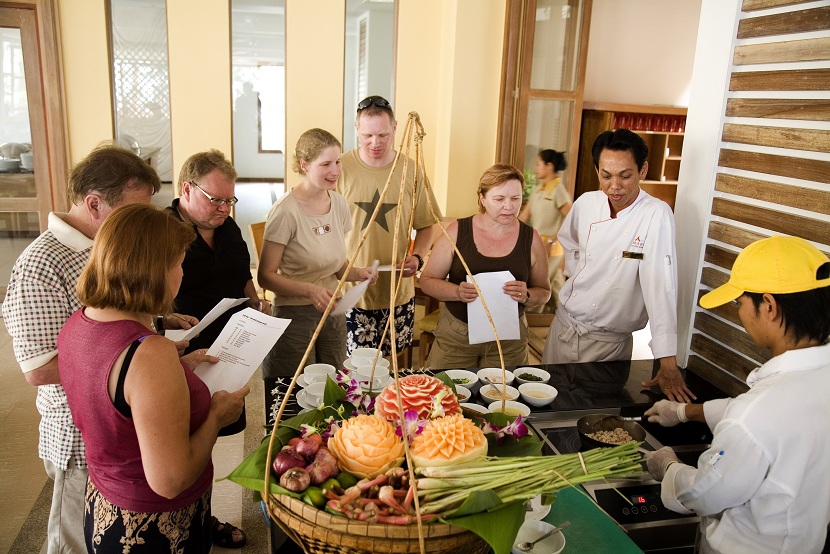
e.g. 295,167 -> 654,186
700,235 -> 830,309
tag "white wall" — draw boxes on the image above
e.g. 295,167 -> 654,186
674,0 -> 741,364
584,0 -> 702,107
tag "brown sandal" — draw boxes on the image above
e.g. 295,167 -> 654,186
211,516 -> 247,549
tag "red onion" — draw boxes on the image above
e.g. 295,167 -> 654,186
295,435 -> 321,459
272,446 -> 306,477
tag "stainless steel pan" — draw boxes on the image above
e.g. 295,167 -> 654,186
577,414 -> 647,449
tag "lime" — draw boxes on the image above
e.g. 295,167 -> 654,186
336,471 -> 359,489
320,478 -> 341,494
302,486 -> 326,509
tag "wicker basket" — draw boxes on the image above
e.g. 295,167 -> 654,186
265,493 -> 489,554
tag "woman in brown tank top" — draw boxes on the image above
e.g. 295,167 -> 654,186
419,164 -> 550,370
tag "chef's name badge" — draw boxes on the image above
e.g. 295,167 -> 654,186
622,251 -> 644,260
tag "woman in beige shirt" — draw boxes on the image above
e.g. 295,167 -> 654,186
258,128 -> 376,423
519,149 -> 572,313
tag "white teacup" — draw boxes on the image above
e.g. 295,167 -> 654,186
355,364 -> 390,383
303,382 -> 326,405
303,363 -> 336,383
352,347 -> 380,360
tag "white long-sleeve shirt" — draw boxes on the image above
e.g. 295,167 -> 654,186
557,189 -> 678,358
662,342 -> 830,553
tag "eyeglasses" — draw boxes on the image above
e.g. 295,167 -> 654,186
730,298 -> 740,308
190,182 -> 238,206
357,96 -> 391,112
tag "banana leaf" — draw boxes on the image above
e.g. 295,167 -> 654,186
442,498 -> 527,554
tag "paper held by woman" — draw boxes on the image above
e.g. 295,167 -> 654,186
467,270 -> 520,344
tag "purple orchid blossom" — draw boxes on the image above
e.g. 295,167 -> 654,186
395,409 -> 428,441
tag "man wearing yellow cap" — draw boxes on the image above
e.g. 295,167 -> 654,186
643,235 -> 830,553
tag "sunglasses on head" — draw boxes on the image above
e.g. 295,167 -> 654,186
357,96 -> 391,112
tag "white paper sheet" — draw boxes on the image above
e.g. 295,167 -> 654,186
194,308 -> 291,394
331,260 -> 380,315
164,297 -> 248,342
466,270 -> 520,345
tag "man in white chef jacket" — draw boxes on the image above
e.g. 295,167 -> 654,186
542,128 -> 694,402
644,235 -> 830,553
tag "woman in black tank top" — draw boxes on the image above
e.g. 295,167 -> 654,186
419,164 -> 551,370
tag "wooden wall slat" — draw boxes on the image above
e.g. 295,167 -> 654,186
701,266 -> 730,290
734,37 -> 830,65
704,243 -> 739,271
712,197 -> 830,245
722,123 -> 830,153
690,333 -> 759,381
694,312 -> 771,365
715,173 -> 830,215
737,6 -> 830,38
730,68 -> 830,91
707,220 -> 769,250
686,355 -> 749,397
743,0 -> 816,11
718,148 -> 830,184
725,98 -> 830,120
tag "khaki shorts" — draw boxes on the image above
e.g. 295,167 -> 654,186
426,308 -> 528,370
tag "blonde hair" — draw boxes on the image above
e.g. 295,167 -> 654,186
292,128 -> 341,175
78,204 -> 195,314
476,164 -> 524,213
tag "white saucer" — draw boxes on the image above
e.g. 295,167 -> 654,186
525,494 -> 552,521
295,389 -> 321,410
296,374 -> 330,388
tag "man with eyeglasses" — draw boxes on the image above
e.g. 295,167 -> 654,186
166,149 -> 266,548
338,96 -> 443,360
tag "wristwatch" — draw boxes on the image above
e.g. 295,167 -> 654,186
412,253 -> 424,271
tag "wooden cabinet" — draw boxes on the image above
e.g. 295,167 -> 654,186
574,103 -> 687,210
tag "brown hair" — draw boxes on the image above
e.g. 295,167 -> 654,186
78,204 -> 196,315
66,142 -> 161,205
177,149 -> 238,189
292,128 -> 341,175
476,164 -> 524,213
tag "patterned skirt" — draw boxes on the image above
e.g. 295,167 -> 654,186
84,480 -> 211,553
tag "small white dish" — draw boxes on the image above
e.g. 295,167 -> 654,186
525,494 -> 552,522
479,384 -> 520,403
514,366 -> 551,386
343,358 -> 357,371
350,355 -> 390,369
444,369 -> 479,393
518,383 -> 559,407
488,400 -> 531,418
454,385 -> 471,402
459,402 -> 488,415
511,519 -> 566,554
477,367 -> 515,386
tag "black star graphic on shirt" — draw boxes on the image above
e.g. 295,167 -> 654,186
355,189 -> 397,232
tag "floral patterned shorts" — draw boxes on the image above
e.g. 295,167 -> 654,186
346,299 -> 414,357
84,479 -> 211,553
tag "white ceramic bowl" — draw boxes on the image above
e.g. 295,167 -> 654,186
514,366 -> 551,386
444,369 -> 479,393
459,402 -> 488,416
477,367 -> 515,386
454,385 -> 472,403
479,384 -> 520,403
303,363 -> 336,383
518,383 -> 559,407
488,400 -> 531,418
511,520 -> 566,554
